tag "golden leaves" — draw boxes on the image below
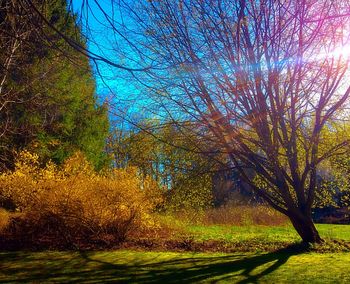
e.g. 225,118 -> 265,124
0,151 -> 164,237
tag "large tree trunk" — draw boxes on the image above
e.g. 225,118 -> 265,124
288,213 -> 323,243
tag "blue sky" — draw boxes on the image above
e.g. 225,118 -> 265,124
71,0 -> 143,117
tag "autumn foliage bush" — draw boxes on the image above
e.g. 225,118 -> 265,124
0,151 -> 162,249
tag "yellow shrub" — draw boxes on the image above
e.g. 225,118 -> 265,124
0,151 -> 163,248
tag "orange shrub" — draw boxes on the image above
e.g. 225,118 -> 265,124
0,151 -> 163,249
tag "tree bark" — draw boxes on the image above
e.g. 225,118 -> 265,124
288,213 -> 323,243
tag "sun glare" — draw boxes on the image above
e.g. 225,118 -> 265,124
314,43 -> 350,63
331,45 -> 350,58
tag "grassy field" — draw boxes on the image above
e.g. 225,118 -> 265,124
0,223 -> 350,283
144,222 -> 350,253
1,223 -> 350,283
1,250 -> 350,283
186,223 -> 350,243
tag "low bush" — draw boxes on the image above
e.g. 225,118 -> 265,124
0,151 -> 162,249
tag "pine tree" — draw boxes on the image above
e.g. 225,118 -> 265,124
0,0 -> 109,170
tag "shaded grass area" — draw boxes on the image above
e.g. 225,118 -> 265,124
1,249 -> 350,283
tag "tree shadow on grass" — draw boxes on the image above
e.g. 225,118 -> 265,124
0,244 -> 307,283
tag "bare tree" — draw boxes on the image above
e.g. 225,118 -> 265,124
10,0 -> 350,242
97,0 -> 350,243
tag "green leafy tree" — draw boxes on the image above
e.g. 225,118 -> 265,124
316,122 -> 350,208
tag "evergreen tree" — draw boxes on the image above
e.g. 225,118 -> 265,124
0,0 -> 109,170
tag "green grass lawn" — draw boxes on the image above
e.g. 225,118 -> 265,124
185,223 -> 350,243
1,250 -> 350,283
1,224 -> 350,283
